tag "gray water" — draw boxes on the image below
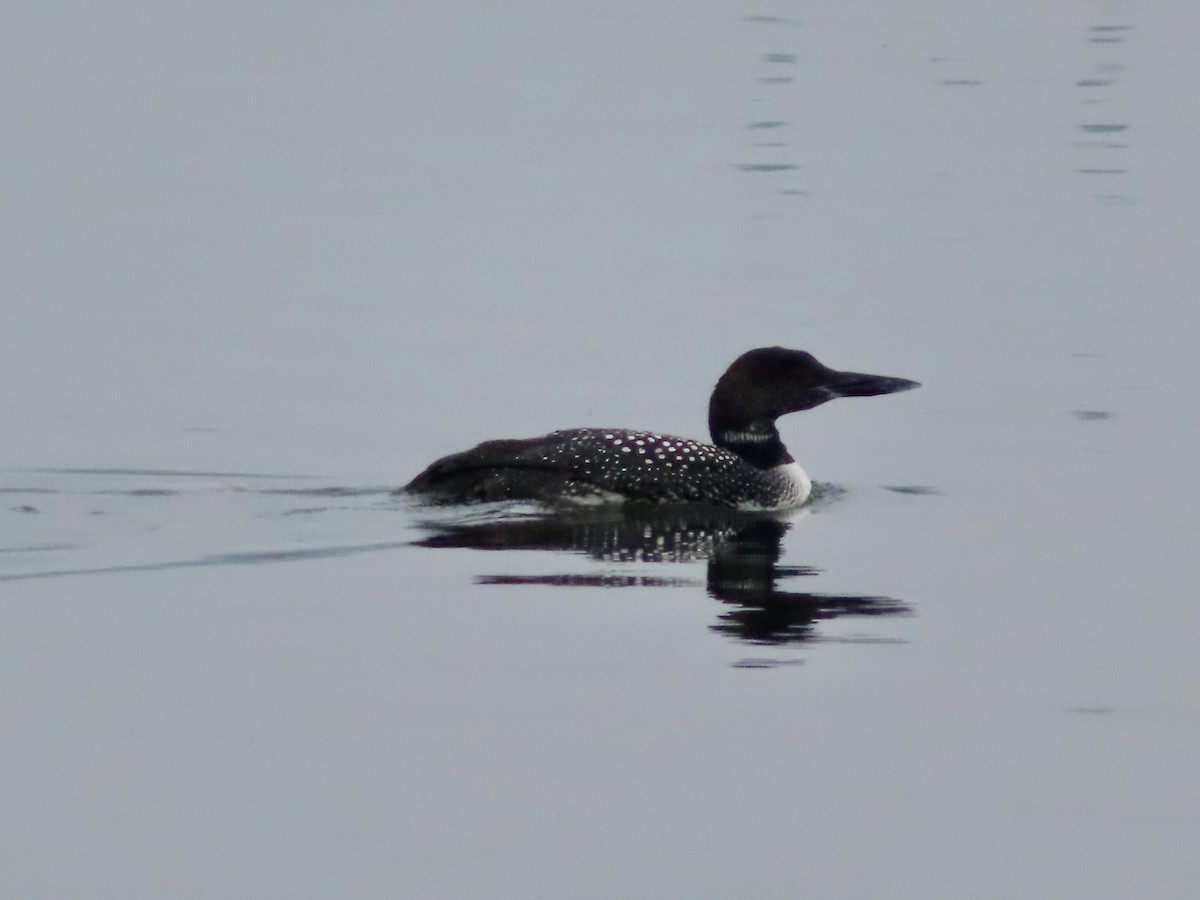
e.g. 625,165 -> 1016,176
4,2 -> 1200,897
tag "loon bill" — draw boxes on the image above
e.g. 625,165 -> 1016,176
403,346 -> 919,509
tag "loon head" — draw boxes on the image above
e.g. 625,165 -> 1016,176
707,346 -> 920,468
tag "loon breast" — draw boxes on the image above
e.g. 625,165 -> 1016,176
402,346 -> 918,509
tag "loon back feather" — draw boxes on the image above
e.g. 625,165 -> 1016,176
407,429 -> 766,506
407,435 -> 565,484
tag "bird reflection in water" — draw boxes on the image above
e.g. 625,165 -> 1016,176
410,491 -> 911,652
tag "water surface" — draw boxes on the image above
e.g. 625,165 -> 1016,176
3,1 -> 1199,898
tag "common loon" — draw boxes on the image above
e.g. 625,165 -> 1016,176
403,346 -> 919,509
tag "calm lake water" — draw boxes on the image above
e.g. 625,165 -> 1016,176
4,2 -> 1200,897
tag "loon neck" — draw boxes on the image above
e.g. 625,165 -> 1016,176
710,420 -> 793,469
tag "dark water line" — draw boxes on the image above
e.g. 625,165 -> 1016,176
0,540 -> 411,583
8,467 -> 324,479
